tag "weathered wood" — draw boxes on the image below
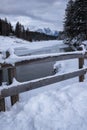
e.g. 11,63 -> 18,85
0,70 -> 3,86
11,95 -> 19,106
0,97 -> 5,111
0,51 -> 84,68
8,67 -> 16,84
15,52 -> 84,66
1,68 -> 87,98
79,58 -> 84,82
0,70 -> 5,111
8,67 -> 19,106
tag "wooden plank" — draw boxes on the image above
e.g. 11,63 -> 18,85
84,52 -> 87,58
8,67 -> 17,84
1,68 -> 87,98
0,97 -> 5,111
0,70 -> 3,86
0,70 -> 5,111
1,52 -> 84,68
15,52 -> 84,66
79,58 -> 84,82
10,95 -> 19,106
8,67 -> 19,106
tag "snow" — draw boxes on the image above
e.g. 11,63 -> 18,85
0,82 -> 87,130
0,36 -> 87,130
53,59 -> 78,74
0,36 -> 64,53
0,35 -> 67,64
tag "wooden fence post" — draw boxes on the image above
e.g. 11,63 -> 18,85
8,67 -> 19,106
79,57 -> 84,82
0,70 -> 5,111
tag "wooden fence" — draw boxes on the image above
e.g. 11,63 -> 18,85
0,50 -> 87,111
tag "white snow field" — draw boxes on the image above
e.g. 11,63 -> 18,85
0,82 -> 87,130
0,36 -> 66,52
0,36 -> 87,130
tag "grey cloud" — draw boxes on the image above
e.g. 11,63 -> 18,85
0,0 -> 67,30
0,0 -> 66,16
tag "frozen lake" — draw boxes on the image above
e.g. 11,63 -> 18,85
16,45 -> 71,82
3,44 -> 72,83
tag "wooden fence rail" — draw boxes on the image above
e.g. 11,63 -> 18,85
0,67 -> 87,98
0,50 -> 87,111
0,51 -> 86,68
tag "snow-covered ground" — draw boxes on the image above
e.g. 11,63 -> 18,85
0,36 -> 87,130
1,82 -> 87,130
0,36 -> 66,54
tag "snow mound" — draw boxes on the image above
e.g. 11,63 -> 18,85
0,82 -> 87,130
53,59 -> 78,74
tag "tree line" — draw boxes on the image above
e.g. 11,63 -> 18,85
0,18 -> 57,41
64,0 -> 87,42
0,18 -> 13,36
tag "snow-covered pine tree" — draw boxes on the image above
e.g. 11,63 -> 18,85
64,0 -> 74,39
64,0 -> 87,41
73,0 -> 87,40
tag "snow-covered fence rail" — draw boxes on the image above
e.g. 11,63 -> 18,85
0,51 -> 86,68
0,51 -> 87,111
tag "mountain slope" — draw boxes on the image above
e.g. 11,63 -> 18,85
36,28 -> 59,36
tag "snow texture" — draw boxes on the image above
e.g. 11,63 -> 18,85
0,36 -> 64,52
0,82 -> 87,130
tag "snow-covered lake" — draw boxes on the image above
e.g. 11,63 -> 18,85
16,45 -> 71,82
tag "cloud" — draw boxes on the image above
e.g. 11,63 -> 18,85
0,0 -> 67,30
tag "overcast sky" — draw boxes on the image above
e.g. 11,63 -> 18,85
0,0 -> 68,31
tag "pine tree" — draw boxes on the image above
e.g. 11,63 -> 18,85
0,19 -> 2,35
73,0 -> 87,39
15,22 -> 26,39
64,0 -> 87,40
0,18 -> 13,36
64,0 -> 74,38
15,22 -> 21,38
